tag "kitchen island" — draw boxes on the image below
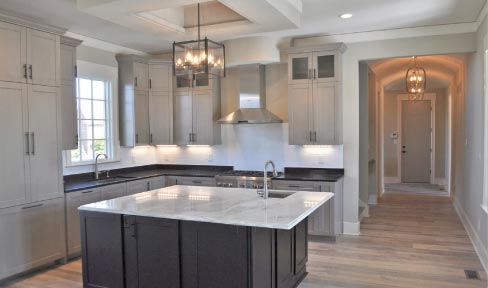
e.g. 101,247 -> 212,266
79,185 -> 333,288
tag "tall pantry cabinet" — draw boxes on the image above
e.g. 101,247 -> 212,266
0,17 -> 66,280
287,44 -> 346,145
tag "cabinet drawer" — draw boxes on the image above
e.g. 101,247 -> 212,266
0,198 -> 65,279
176,177 -> 215,187
272,181 -> 321,192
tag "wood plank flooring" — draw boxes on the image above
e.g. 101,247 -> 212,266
1,192 -> 486,288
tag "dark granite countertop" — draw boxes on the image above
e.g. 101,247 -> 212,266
64,165 -> 233,193
274,167 -> 344,182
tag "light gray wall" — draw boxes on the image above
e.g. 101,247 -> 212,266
368,68 -> 378,203
454,16 -> 488,270
359,62 -> 369,205
382,88 -> 448,180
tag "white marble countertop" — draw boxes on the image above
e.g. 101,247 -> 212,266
79,185 -> 333,230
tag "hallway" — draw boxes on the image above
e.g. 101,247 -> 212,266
1,193 -> 486,288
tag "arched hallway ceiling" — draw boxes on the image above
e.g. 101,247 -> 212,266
368,55 -> 466,91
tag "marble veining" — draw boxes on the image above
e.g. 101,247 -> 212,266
79,185 -> 333,229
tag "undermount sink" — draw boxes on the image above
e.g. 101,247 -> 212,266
266,191 -> 295,199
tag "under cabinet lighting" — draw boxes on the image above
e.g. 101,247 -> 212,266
339,13 -> 353,19
187,145 -> 210,147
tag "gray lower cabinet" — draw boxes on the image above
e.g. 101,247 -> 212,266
100,183 -> 127,201
171,176 -> 216,187
272,179 -> 343,237
0,198 -> 65,280
66,188 -> 102,258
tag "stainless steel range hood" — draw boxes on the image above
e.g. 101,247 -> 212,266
218,65 -> 283,124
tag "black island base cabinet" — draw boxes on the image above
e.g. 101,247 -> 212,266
79,211 -> 308,288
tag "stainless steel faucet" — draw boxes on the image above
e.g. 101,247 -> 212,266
262,160 -> 278,199
95,153 -> 108,180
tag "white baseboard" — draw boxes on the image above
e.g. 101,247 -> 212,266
368,194 -> 377,205
343,221 -> 360,235
384,177 -> 400,184
453,199 -> 488,273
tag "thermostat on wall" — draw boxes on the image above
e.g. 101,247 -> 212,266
389,132 -> 398,144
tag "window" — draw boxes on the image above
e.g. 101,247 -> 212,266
66,61 -> 119,166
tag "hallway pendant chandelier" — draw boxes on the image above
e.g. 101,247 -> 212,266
173,3 -> 225,79
405,56 -> 427,101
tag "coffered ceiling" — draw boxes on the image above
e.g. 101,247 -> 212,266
0,0 -> 485,54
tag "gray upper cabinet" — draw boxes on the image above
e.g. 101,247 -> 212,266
173,77 -> 221,145
0,22 -> 60,87
117,55 -> 173,147
0,21 -> 26,84
287,44 -> 345,145
60,36 -> 82,150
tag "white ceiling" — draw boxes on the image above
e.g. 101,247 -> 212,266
368,55 -> 465,91
0,0 -> 485,54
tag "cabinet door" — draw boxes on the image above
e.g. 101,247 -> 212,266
127,179 -> 151,195
192,74 -> 211,90
174,90 -> 193,145
134,61 -> 148,91
181,222 -> 249,288
60,44 -> 76,86
149,90 -> 173,145
276,228 -> 294,288
28,85 -> 61,202
313,82 -> 337,145
313,51 -> 338,83
192,89 -> 213,145
60,84 -> 77,150
175,75 -> 191,92
0,22 -> 26,83
0,198 -> 65,280
176,177 -> 215,187
149,63 -> 171,91
80,211 -> 124,288
149,176 -> 165,190
66,189 -> 102,257
288,84 -> 313,145
0,82 -> 29,208
100,183 -> 127,201
288,53 -> 312,85
124,216 -> 180,288
26,29 -> 59,87
134,90 -> 150,145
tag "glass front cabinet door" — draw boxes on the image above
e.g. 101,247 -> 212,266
313,51 -> 338,83
288,53 -> 313,84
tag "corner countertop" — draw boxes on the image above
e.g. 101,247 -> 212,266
64,165 -> 233,193
79,185 -> 333,230
275,167 -> 344,182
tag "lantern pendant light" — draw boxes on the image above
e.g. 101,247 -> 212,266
172,3 -> 225,80
406,56 -> 426,101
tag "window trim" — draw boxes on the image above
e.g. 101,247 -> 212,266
65,60 -> 120,167
483,46 -> 488,214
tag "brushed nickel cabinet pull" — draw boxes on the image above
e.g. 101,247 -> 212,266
31,132 -> 35,155
82,190 -> 94,194
25,132 -> 30,155
314,131 -> 317,142
309,131 -> 312,142
313,69 -> 316,80
29,65 -> 33,79
149,79 -> 152,89
150,134 -> 153,144
23,64 -> 27,79
135,77 -> 138,87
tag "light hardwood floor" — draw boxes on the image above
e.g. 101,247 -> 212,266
1,193 -> 486,288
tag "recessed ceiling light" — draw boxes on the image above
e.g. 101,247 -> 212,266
339,13 -> 353,19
